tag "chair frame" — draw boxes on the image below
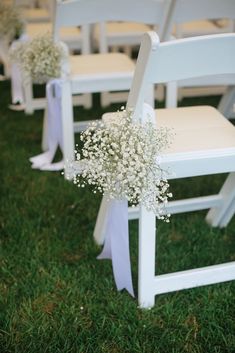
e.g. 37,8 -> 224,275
23,23 -> 91,115
53,0 -> 172,177
94,32 -> 235,308
161,0 -> 235,110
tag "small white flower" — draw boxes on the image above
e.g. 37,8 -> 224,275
67,109 -> 173,221
10,33 -> 68,84
0,4 -> 24,42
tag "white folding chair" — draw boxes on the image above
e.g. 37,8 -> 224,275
14,0 -> 51,23
93,18 -> 231,107
92,21 -> 154,107
161,0 -> 235,113
22,22 -> 91,114
53,0 -> 171,176
94,32 -> 235,308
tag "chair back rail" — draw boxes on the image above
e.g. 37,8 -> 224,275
127,32 -> 235,118
53,0 -> 172,40
162,0 -> 235,41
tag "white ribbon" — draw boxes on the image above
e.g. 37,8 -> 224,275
0,38 -> 10,79
10,35 -> 29,105
11,62 -> 24,104
30,79 -> 64,171
97,198 -> 134,297
96,103 -> 156,297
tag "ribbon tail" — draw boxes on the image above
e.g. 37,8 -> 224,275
10,38 -> 29,104
11,62 -> 24,104
29,79 -> 64,171
40,159 -> 64,171
97,199 -> 134,297
30,149 -> 56,168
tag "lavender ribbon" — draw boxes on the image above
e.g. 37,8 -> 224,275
97,199 -> 134,297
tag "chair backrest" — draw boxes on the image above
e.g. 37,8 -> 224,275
162,0 -> 235,41
127,32 -> 235,120
53,0 -> 172,41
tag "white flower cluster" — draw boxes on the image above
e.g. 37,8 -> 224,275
72,109 -> 173,221
10,33 -> 68,84
0,4 -> 24,42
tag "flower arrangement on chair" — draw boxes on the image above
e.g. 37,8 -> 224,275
10,33 -> 69,84
71,108 -> 173,220
0,3 -> 24,43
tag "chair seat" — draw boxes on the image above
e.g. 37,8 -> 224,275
22,8 -> 50,22
103,106 -> 235,156
94,22 -> 152,45
69,52 -> 135,78
157,106 -> 235,154
105,22 -> 152,35
25,23 -> 81,41
176,20 -> 227,37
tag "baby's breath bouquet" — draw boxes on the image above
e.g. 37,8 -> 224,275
72,109 -> 173,221
10,33 -> 69,84
0,4 -> 24,42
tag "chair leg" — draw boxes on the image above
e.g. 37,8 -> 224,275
82,93 -> 93,109
101,92 -> 111,108
24,81 -> 34,115
206,173 -> 235,227
154,84 -> 164,102
93,194 -> 110,245
41,107 -> 48,151
124,45 -> 132,57
218,86 -> 235,119
61,80 -> 75,179
165,81 -> 178,108
138,206 -> 156,308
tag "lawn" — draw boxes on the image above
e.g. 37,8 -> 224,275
0,79 -> 235,353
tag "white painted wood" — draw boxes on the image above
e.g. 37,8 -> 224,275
21,22 -> 91,114
153,262 -> 235,296
24,80 -> 34,115
219,198 -> 235,228
162,0 -> 235,42
60,80 -> 75,180
218,86 -> 235,119
148,35 -> 235,85
128,195 -> 222,220
206,173 -> 235,227
24,90 -> 92,115
14,2 -> 51,26
54,0 -> 171,30
138,206 -> 156,308
161,150 -> 235,179
162,0 -> 235,109
96,21 -> 152,107
57,0 -> 171,177
164,195 -> 222,214
42,107 -> 48,151
125,33 -> 235,307
165,81 -> 177,108
70,73 -> 133,95
72,0 -> 171,109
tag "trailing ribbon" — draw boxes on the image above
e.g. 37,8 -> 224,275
10,34 -> 29,105
97,198 -> 134,297
0,38 -> 10,79
29,79 -> 64,171
96,103 -> 156,296
11,62 -> 24,104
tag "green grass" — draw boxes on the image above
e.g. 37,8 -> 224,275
0,79 -> 235,353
